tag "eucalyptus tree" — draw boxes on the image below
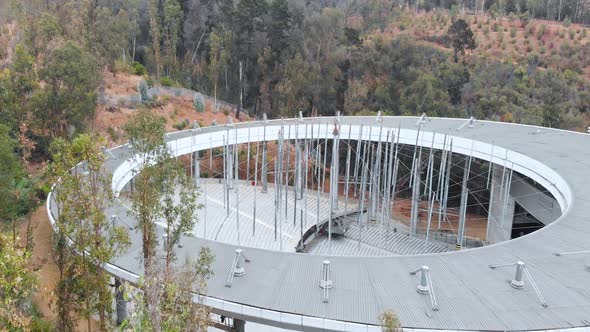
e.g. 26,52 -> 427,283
159,150 -> 199,276
0,233 -> 38,330
124,108 -> 212,330
123,108 -> 169,269
33,41 -> 99,140
124,108 -> 200,275
49,134 -> 130,331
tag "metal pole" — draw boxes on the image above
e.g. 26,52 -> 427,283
322,122 -> 328,193
204,179 -> 207,239
274,142 -> 278,241
293,127 -> 299,227
304,123 -> 309,228
277,127 -> 284,251
253,141 -> 260,236
457,155 -> 472,250
436,135 -> 448,229
285,124 -> 291,220
410,154 -> 421,237
223,135 -> 229,216
296,125 -> 303,200
486,164 -> 494,242
365,124 -> 373,220
353,124 -> 364,198
501,163 -> 514,228
380,130 -> 390,227
410,126 -> 421,188
227,127 -> 234,190
357,142 -> 371,251
424,132 -> 436,238
442,140 -> 453,223
246,127 -> 251,181
344,125 -> 352,213
486,143 -> 495,189
316,125 -> 321,235
234,133 -> 240,246
385,131 -> 395,228
261,122 -> 268,193
390,130 -> 400,224
328,123 -> 340,254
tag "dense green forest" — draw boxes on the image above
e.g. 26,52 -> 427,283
1,0 -> 590,330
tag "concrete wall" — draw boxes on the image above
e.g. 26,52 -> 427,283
487,165 -> 515,244
510,175 -> 561,225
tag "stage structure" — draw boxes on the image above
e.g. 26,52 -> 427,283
48,115 -> 590,332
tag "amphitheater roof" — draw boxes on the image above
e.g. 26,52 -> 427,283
48,116 -> 590,331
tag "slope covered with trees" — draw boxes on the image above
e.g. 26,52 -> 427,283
1,0 -> 590,330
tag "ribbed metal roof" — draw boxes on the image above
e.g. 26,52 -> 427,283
48,117 -> 590,331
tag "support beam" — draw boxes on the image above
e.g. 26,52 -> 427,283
193,150 -> 200,188
233,319 -> 246,332
114,277 -> 127,326
261,118 -> 268,193
456,156 -> 472,250
410,154 -> 422,237
328,123 -> 340,254
487,164 -> 516,243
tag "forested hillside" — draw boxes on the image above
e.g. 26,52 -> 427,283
1,0 -> 589,145
1,1 -> 590,329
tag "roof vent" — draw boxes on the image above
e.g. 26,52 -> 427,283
415,266 -> 431,294
225,249 -> 250,287
410,266 -> 438,311
490,261 -> 548,307
511,261 -> 525,289
376,111 -> 383,124
457,117 -> 475,131
320,260 -> 333,303
226,116 -> 234,127
415,113 -> 426,127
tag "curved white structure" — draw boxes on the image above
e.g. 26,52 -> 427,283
48,116 -> 590,331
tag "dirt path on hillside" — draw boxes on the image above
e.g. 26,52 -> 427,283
19,207 -> 97,331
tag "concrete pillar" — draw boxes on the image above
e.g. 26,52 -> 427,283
114,277 -> 127,325
233,318 -> 246,332
486,165 -> 516,244
193,151 -> 200,188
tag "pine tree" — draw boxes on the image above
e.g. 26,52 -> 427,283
448,19 -> 477,62
268,0 -> 291,66
506,0 -> 517,14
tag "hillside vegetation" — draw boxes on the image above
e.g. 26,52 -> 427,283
379,11 -> 590,81
2,0 -> 590,330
